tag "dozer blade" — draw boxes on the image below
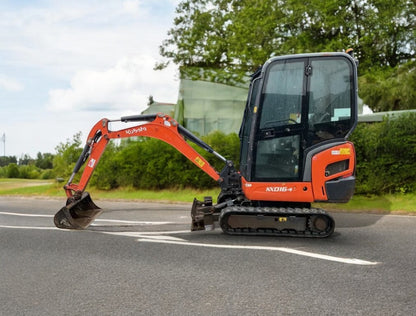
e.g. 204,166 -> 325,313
54,192 -> 102,229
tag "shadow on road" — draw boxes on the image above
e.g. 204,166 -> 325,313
330,212 -> 384,228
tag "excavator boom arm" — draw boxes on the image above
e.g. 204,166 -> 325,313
64,113 -> 224,198
55,113 -> 233,230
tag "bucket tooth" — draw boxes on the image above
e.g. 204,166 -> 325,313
54,192 -> 102,229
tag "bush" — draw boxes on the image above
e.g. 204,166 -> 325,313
0,166 -> 6,178
0,154 -> 54,180
351,113 -> 416,194
90,131 -> 240,190
52,132 -> 83,180
51,115 -> 416,195
6,163 -> 19,178
40,169 -> 55,180
18,165 -> 41,179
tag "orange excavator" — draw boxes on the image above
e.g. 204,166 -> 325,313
54,52 -> 358,237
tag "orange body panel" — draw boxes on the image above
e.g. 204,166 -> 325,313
311,142 -> 355,201
241,142 -> 355,203
241,178 -> 315,202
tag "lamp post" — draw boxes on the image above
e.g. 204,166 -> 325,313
1,133 -> 5,157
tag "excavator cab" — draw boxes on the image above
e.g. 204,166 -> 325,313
239,53 -> 358,205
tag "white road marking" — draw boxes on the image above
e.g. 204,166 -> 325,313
92,219 -> 174,225
0,211 -> 175,225
0,212 -> 380,266
137,238 -> 379,266
0,225 -> 61,230
103,231 -> 187,241
101,229 -> 379,266
0,211 -> 52,217
102,230 -> 190,237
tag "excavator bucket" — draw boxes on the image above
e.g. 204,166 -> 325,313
54,192 -> 102,229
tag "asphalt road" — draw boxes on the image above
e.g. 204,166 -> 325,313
0,196 -> 415,315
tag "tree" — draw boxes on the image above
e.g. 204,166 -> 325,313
0,156 -> 17,167
157,0 -> 242,84
53,132 -> 83,179
35,152 -> 54,169
158,0 -> 416,110
359,60 -> 416,111
18,154 -> 33,166
160,0 -> 414,73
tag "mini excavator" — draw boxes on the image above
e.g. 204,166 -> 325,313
54,52 -> 358,237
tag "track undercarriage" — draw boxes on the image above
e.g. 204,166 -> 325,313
191,197 -> 335,238
54,192 -> 334,238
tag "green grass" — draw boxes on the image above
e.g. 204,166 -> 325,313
0,178 -> 415,213
88,186 -> 221,203
0,179 -> 61,196
314,193 -> 416,214
0,178 -> 220,203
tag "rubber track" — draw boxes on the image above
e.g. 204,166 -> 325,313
219,206 -> 335,238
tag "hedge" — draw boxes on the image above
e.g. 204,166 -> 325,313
90,114 -> 416,195
90,132 -> 240,190
89,113 -> 416,195
351,113 -> 416,194
2,113 -> 415,195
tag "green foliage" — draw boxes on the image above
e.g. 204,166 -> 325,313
0,152 -> 54,180
40,169 -> 55,180
18,154 -> 33,166
3,115 -> 411,195
359,60 -> 416,111
1,115 -> 413,195
35,152 -> 54,169
52,132 -> 83,179
159,0 -> 416,111
0,156 -> 17,167
90,132 -> 240,191
202,131 -> 240,170
18,165 -> 41,179
6,163 -> 19,178
159,0 -> 416,78
0,162 -> 51,180
88,142 -> 120,190
351,113 -> 416,194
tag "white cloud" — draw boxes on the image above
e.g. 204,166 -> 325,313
0,74 -> 23,92
0,0 -> 181,157
47,55 -> 178,113
0,1 -> 175,76
122,0 -> 145,15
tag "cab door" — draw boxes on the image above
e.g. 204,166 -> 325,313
252,58 -> 307,182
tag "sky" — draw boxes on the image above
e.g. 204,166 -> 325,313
0,0 -> 180,158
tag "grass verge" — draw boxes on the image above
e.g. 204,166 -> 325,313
0,179 -> 220,203
0,178 -> 414,213
314,193 -> 416,214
